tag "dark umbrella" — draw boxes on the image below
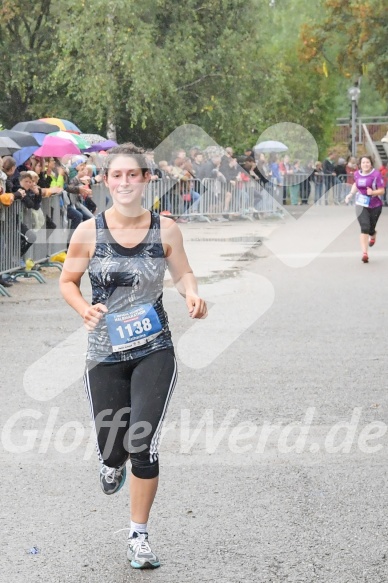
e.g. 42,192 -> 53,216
11,120 -> 60,134
0,130 -> 39,147
0,136 -> 21,156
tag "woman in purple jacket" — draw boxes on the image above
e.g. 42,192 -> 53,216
345,156 -> 385,263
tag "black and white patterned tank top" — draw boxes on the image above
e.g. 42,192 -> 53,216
87,211 -> 173,362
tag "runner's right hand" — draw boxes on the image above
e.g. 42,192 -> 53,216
83,303 -> 108,331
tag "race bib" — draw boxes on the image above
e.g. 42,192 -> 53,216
355,193 -> 370,207
106,304 -> 163,352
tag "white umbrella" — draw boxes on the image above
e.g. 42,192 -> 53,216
254,140 -> 288,153
80,133 -> 107,145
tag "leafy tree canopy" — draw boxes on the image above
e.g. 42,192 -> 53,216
300,0 -> 388,99
1,0 -> 384,152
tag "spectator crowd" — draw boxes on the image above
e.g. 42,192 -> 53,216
0,152 -> 102,287
1,143 -> 387,289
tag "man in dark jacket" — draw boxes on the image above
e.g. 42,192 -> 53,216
198,155 -> 231,215
322,151 -> 337,204
12,172 -> 38,259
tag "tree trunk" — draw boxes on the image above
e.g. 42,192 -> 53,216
106,118 -> 117,142
4,89 -> 29,128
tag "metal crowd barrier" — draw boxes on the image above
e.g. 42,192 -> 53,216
22,194 -> 67,266
142,178 -> 177,213
0,186 -> 113,296
140,177 -> 279,220
139,173 -> 360,213
0,200 -> 22,296
21,185 -> 112,266
81,177 -> 280,219
90,182 -> 112,212
267,173 -> 356,206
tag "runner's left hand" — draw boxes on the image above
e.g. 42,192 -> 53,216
186,294 -> 207,319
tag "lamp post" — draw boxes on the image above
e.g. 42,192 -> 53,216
348,84 -> 361,157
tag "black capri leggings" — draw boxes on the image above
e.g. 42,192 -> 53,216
357,206 -> 382,235
84,348 -> 177,479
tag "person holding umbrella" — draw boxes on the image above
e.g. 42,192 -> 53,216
279,154 -> 294,205
1,156 -> 37,263
33,136 -> 91,242
255,141 -> 288,200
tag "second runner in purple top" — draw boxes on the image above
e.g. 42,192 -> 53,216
354,169 -> 384,208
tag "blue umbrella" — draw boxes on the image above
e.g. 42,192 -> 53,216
31,133 -> 46,146
13,146 -> 39,166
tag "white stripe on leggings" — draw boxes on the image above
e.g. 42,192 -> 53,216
83,368 -> 104,464
149,356 -> 178,463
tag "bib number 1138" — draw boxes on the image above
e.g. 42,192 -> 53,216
106,303 -> 163,352
116,318 -> 152,339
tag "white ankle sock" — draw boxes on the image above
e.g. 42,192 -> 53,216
129,521 -> 148,537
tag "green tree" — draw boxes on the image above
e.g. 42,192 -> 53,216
259,0 -> 338,153
0,0 -> 345,153
0,0 -> 59,126
55,0 -> 291,147
301,0 -> 388,99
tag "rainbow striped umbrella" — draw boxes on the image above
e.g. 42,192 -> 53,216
40,117 -> 82,133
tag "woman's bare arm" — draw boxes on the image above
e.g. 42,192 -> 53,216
59,220 -> 108,330
161,218 -> 207,319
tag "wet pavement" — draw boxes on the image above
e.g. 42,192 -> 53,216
1,210 -> 388,582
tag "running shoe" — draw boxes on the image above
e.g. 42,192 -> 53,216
369,233 -> 376,247
362,253 -> 369,263
99,464 -> 126,495
127,532 -> 160,569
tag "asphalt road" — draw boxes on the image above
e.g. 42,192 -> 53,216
1,208 -> 388,582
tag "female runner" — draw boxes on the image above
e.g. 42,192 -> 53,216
345,155 -> 385,263
59,143 -> 207,569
